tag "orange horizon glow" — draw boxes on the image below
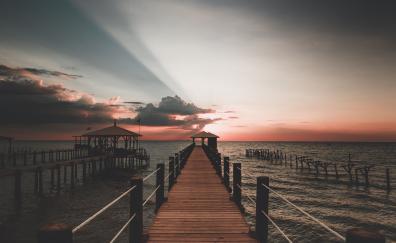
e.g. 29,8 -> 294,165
5,122 -> 396,142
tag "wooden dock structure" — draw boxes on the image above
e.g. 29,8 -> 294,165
37,142 -> 387,243
147,146 -> 256,242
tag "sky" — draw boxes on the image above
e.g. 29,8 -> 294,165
0,0 -> 396,141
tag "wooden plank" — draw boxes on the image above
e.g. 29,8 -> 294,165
147,146 -> 256,242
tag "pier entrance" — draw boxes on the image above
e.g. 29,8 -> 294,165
147,146 -> 256,242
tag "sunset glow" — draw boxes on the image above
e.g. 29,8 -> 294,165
0,0 -> 395,141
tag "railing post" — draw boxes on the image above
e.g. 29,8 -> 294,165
216,153 -> 221,176
156,163 -> 165,212
386,168 -> 391,191
224,157 -> 230,192
256,176 -> 269,243
233,163 -> 241,208
130,177 -> 143,243
169,157 -> 175,191
14,170 -> 22,206
175,153 -> 180,177
346,228 -> 385,243
38,223 -> 73,243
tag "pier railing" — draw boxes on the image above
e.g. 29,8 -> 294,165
246,148 -> 393,192
0,147 -> 150,168
37,143 -> 194,243
203,146 -> 386,243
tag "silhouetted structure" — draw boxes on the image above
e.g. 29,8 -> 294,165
74,120 -> 141,155
191,131 -> 219,151
0,135 -> 13,153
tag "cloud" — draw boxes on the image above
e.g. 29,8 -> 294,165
131,96 -> 219,132
0,64 -> 82,81
124,101 -> 145,105
156,95 -> 214,115
0,70 -> 124,125
228,116 -> 239,119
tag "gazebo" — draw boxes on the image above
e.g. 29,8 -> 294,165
191,131 -> 219,151
74,120 -> 141,154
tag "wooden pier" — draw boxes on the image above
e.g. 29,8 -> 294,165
147,146 -> 256,242
37,142 -> 386,243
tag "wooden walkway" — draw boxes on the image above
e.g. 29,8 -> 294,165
147,146 -> 256,242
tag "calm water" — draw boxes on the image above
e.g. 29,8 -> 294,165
0,141 -> 395,242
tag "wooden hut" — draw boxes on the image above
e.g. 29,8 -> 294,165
191,131 -> 219,151
74,120 -> 141,156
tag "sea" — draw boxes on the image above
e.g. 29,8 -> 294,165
0,141 -> 395,243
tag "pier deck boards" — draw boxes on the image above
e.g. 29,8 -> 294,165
147,146 -> 256,242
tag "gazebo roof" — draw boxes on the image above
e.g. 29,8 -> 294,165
191,131 -> 219,138
82,122 -> 141,137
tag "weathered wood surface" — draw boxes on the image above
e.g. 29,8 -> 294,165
147,146 -> 256,242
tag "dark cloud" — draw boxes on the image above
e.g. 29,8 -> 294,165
0,79 -> 117,125
124,101 -> 145,105
132,96 -> 219,132
0,64 -> 82,81
228,116 -> 239,119
223,110 -> 236,113
157,96 -> 214,115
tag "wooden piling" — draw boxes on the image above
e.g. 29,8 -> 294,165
223,156 -> 230,192
70,163 -> 75,189
63,166 -> 67,184
386,168 -> 391,191
14,170 -> 22,205
334,164 -> 339,179
168,157 -> 175,190
82,161 -> 86,182
130,177 -> 143,243
233,163 -> 242,208
156,163 -> 165,212
38,167 -> 43,196
256,176 -> 269,243
175,153 -> 180,178
56,165 -> 61,194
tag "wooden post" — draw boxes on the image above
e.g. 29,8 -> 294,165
82,161 -> 86,182
14,170 -> 22,206
156,163 -> 165,212
70,163 -> 75,189
12,152 -> 17,166
38,223 -> 73,243
0,153 -> 4,168
346,228 -> 385,243
334,164 -> 339,179
23,152 -> 27,166
63,166 -> 67,184
50,168 -> 55,189
386,168 -> 391,191
56,165 -> 61,194
256,176 -> 269,243
130,177 -> 143,243
233,163 -> 241,208
169,157 -> 175,190
224,157 -> 230,192
216,153 -> 222,176
175,153 -> 180,177
38,167 -> 43,196
33,152 -> 37,165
